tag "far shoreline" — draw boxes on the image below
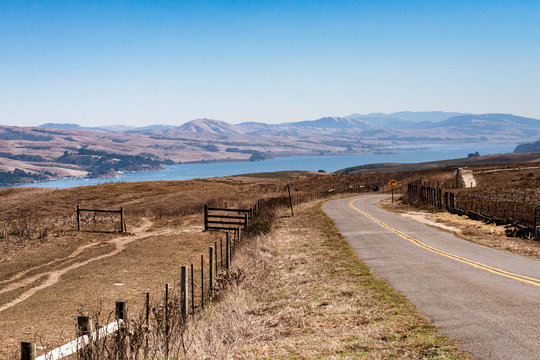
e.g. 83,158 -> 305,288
1,144 -> 519,189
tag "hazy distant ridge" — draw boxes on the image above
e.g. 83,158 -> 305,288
38,111 -> 540,134
514,139 -> 540,153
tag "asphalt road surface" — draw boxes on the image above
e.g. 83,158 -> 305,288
323,195 -> 540,360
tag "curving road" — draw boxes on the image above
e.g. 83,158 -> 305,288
323,195 -> 540,360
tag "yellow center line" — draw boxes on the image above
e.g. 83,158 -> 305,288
348,198 -> 540,287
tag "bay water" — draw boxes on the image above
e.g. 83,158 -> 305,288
13,143 -> 515,189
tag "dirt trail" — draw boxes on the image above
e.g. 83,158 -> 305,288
0,242 -> 103,287
0,218 -> 162,313
460,168 -> 476,188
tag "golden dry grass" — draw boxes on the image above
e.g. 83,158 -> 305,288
169,201 -> 470,359
0,172 -> 477,359
0,214 -> 221,357
0,171 -> 390,266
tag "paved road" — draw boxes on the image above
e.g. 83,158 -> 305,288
323,195 -> 540,360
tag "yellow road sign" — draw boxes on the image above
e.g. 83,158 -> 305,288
389,179 -> 397,188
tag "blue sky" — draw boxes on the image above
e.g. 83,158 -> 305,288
1,0 -> 539,127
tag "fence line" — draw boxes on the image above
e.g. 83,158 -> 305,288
21,184 -> 374,359
407,179 -> 539,239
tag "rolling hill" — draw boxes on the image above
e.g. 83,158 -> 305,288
1,111 -> 538,185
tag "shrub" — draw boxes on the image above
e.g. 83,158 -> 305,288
247,219 -> 271,235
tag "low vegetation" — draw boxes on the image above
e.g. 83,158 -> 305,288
0,169 -> 51,186
2,160 -> 538,358
55,146 -> 168,177
10,201 -> 468,359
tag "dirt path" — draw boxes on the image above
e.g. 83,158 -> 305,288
0,218 -> 156,313
460,168 -> 476,187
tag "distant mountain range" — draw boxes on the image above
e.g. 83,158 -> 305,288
39,122 -> 176,133
35,111 -> 540,152
38,111 -> 540,137
0,110 -> 537,185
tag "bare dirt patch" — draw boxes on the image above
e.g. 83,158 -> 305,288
459,168 -> 476,188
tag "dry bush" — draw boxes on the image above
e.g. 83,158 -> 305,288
0,211 -> 73,248
78,212 -> 123,233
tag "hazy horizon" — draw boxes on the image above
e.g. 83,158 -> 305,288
5,110 -> 540,130
2,1 -> 540,127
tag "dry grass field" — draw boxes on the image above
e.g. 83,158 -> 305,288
159,201 -> 469,359
0,170 -> 473,359
0,212 -> 221,357
469,164 -> 540,200
2,161 -> 537,358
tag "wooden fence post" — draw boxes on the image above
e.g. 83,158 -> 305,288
200,255 -> 204,308
204,205 -> 208,231
180,265 -> 188,321
480,197 -> 483,214
214,241 -> 218,275
287,183 -> 294,216
164,284 -> 170,358
115,300 -> 127,321
226,232 -> 231,270
77,204 -> 81,231
532,206 -> 537,238
77,315 -> 93,336
208,248 -> 214,299
190,264 -> 194,316
115,300 -> 129,357
20,342 -> 36,360
77,315 -> 93,356
120,207 -> 125,233
145,292 -> 150,351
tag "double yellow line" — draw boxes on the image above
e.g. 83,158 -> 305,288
348,198 -> 540,287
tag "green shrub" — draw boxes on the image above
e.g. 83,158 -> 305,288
247,219 -> 271,235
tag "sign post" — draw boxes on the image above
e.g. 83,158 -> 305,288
389,179 -> 397,203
